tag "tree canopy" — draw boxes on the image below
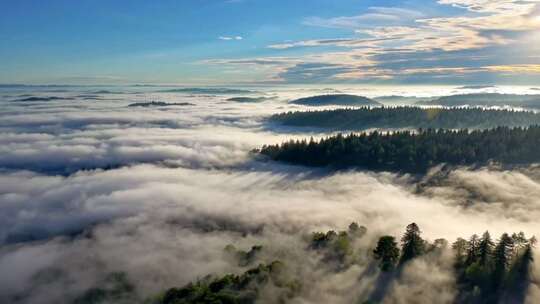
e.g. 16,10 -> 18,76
259,126 -> 540,173
270,107 -> 540,130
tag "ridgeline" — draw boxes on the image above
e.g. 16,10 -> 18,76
259,126 -> 540,173
270,107 -> 540,130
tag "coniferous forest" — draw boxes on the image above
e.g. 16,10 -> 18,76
270,107 -> 540,130
258,126 -> 540,173
151,223 -> 535,304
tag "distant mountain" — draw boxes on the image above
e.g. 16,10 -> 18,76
12,96 -> 71,102
419,93 -> 540,108
160,88 -> 256,95
373,95 -> 431,105
0,84 -> 28,88
456,85 -> 496,89
128,101 -> 194,107
270,107 -> 540,130
226,97 -> 273,103
90,90 -> 123,94
290,94 -> 380,106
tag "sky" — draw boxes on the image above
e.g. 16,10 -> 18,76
1,0 -> 540,85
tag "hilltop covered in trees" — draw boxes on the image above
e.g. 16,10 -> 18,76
270,107 -> 540,130
258,126 -> 540,173
372,95 -> 430,105
159,87 -> 256,95
289,94 -> 381,106
127,101 -> 194,107
153,223 -> 535,304
418,93 -> 540,109
227,97 -> 274,103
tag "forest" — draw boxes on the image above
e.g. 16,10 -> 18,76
289,94 -> 380,106
151,223 -> 535,304
270,107 -> 540,130
127,101 -> 194,107
227,97 -> 273,103
258,126 -> 540,173
418,93 -> 540,109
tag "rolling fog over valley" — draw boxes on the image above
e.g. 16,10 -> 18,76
2,85 -> 540,303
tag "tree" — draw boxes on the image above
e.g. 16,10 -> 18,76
399,223 -> 425,265
478,231 -> 494,267
373,236 -> 400,271
452,238 -> 468,267
349,222 -> 367,237
259,125 -> 540,173
465,234 -> 480,266
508,243 -> 534,287
492,233 -> 515,289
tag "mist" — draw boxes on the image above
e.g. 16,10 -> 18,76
1,86 -> 540,303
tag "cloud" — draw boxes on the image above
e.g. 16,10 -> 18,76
207,1 -> 540,83
219,36 -> 243,40
484,64 -> 540,73
437,0 -> 540,14
3,163 -> 540,303
303,7 -> 423,29
2,88 -> 540,303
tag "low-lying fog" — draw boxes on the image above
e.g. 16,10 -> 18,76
1,85 -> 540,303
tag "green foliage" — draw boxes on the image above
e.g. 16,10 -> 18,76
452,237 -> 468,268
289,94 -> 379,106
477,232 -> 494,267
160,261 -> 296,304
152,224 -> 536,304
308,223 -> 368,267
72,272 -> 135,304
271,107 -> 540,130
226,97 -> 271,103
399,223 -> 425,265
259,126 -> 540,173
224,245 -> 263,267
421,93 -> 540,109
310,230 -> 351,261
454,231 -> 536,303
349,222 -> 367,237
373,236 -> 400,271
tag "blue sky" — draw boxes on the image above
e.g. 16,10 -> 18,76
1,0 -> 540,85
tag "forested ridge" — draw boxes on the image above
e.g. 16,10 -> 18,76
270,107 -> 540,130
258,126 -> 540,173
418,93 -> 540,109
289,94 -> 380,106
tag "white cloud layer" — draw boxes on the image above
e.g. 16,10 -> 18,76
2,87 -> 540,303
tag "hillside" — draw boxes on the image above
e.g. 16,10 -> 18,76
419,93 -> 540,108
259,126 -> 540,173
159,87 -> 256,95
290,94 -> 380,106
227,97 -> 271,103
270,107 -> 540,130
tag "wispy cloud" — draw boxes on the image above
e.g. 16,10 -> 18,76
219,36 -> 243,41
207,1 -> 540,83
303,6 -> 424,29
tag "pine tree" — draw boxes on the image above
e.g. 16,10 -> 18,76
478,231 -> 494,267
505,243 -> 534,303
399,223 -> 425,265
373,236 -> 400,271
492,233 -> 515,289
465,234 -> 480,266
452,238 -> 468,267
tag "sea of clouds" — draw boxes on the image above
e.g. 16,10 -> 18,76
1,85 -> 540,303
